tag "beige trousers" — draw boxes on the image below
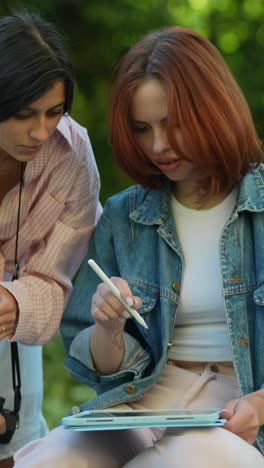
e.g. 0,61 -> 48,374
14,363 -> 264,467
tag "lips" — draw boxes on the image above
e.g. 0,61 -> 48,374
155,158 -> 182,172
21,145 -> 42,154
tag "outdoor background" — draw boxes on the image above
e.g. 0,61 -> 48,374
1,0 -> 264,428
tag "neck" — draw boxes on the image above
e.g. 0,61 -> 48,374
172,184 -> 233,210
0,154 -> 25,204
0,151 -> 21,177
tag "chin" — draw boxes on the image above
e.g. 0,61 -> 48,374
16,154 -> 37,162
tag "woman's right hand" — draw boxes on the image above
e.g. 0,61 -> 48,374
91,277 -> 142,332
90,277 -> 142,374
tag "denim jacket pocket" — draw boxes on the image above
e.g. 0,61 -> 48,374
253,284 -> 264,306
128,281 -> 159,316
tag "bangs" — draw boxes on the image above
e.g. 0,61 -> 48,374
109,26 -> 263,194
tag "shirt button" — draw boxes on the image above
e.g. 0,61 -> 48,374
210,364 -> 219,373
172,281 -> 181,292
125,384 -> 136,394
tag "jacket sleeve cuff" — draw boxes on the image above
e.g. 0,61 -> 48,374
69,326 -> 150,374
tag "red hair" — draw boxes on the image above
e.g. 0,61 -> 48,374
109,26 -> 262,194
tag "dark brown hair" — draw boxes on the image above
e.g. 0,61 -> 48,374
109,26 -> 262,195
0,10 -> 75,121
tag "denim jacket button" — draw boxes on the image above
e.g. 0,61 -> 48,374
125,384 -> 136,394
172,281 -> 181,292
71,406 -> 80,414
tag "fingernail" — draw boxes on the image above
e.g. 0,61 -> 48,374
133,298 -> 140,307
126,297 -> 133,307
122,311 -> 130,319
118,316 -> 126,323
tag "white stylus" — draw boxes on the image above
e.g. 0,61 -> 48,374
88,259 -> 148,329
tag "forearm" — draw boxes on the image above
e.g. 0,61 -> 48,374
90,323 -> 125,375
3,276 -> 65,344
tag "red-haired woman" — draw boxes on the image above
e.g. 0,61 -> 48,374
15,27 -> 264,468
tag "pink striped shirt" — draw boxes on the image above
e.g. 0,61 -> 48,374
0,114 -> 102,345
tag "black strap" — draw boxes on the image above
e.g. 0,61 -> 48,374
11,343 -> 21,414
9,162 -> 25,416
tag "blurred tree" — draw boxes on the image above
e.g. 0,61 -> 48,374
0,0 -> 263,428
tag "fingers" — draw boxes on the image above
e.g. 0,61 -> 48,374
91,277 -> 141,328
0,287 -> 19,339
0,312 -> 17,340
93,292 -> 124,322
0,322 -> 16,340
223,399 -> 259,444
0,285 -> 18,313
221,400 -> 236,421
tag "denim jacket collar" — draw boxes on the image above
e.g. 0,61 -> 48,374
130,184 -> 172,226
236,166 -> 264,212
130,166 -> 264,226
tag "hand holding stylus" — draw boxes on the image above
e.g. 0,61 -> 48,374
88,259 -> 148,329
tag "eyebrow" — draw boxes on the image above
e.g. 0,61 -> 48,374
24,101 -> 65,111
132,116 -> 168,124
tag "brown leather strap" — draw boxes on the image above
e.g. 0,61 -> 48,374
0,457 -> 14,468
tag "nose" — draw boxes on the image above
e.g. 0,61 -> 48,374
152,127 -> 170,154
29,116 -> 49,143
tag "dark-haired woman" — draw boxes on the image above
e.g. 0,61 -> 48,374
15,26 -> 264,467
0,11 -> 101,468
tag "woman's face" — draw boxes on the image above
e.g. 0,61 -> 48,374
0,80 -> 65,163
130,78 -> 202,192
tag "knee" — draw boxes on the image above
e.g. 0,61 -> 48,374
15,446 -> 88,468
177,428 -> 264,467
14,427 -> 88,468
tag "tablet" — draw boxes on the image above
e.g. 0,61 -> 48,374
62,408 -> 226,431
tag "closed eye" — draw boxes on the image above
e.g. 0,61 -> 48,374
13,102 -> 65,121
47,108 -> 64,118
132,124 -> 149,133
13,112 -> 32,120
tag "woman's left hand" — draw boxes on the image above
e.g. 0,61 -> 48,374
0,285 -> 19,339
222,397 -> 260,444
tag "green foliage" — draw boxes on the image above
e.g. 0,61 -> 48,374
42,334 -> 95,428
1,0 -> 263,428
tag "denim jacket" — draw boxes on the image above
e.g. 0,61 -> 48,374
61,164 -> 264,452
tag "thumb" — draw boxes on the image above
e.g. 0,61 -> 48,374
222,399 -> 238,420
